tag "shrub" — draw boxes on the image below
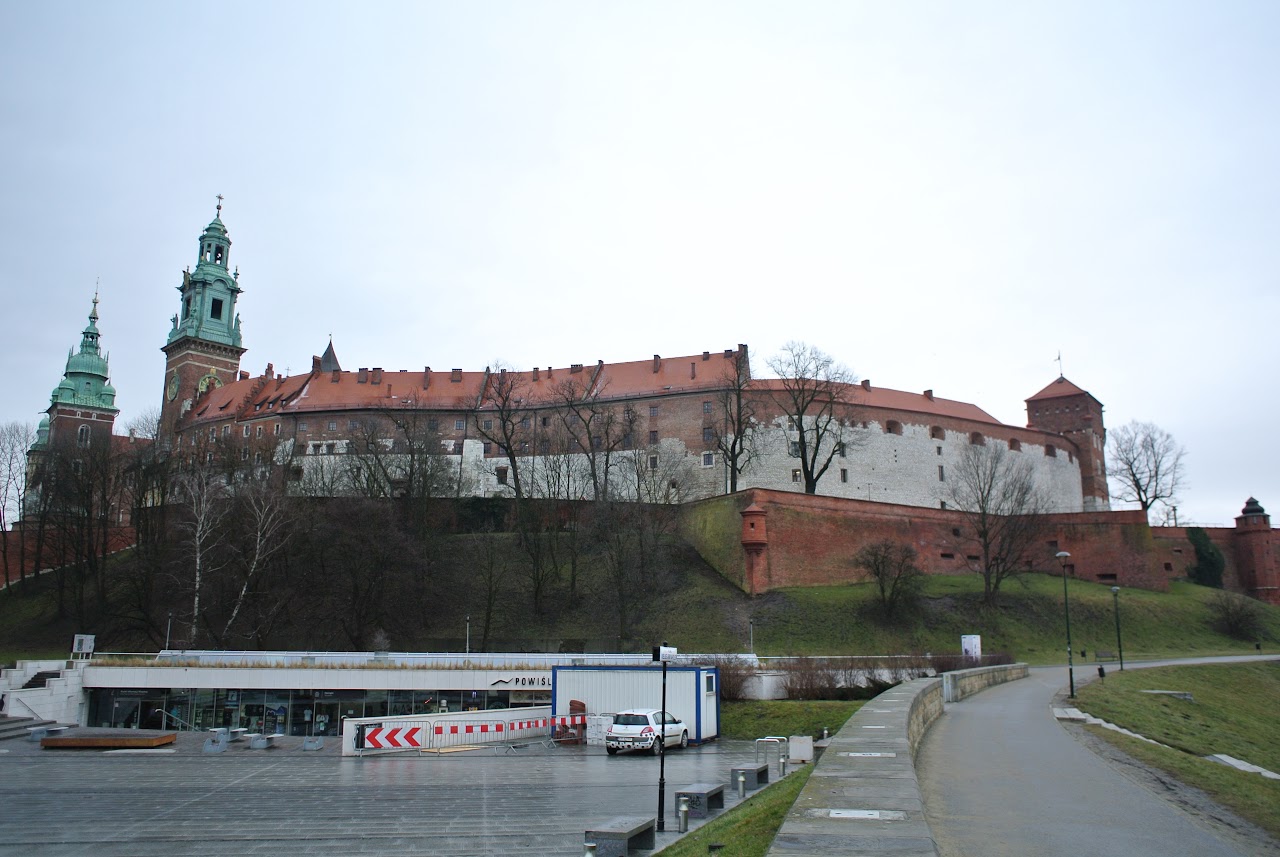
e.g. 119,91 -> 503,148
1208,590 -> 1266,641
1187,527 -> 1225,588
702,654 -> 756,701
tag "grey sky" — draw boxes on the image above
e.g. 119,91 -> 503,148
2,2 -> 1276,526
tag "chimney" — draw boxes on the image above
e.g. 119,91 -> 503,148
265,363 -> 273,377
424,367 -> 431,389
724,349 -> 733,358
533,367 -> 539,381
312,355 -> 322,372
924,389 -> 934,400
861,379 -> 871,391
547,366 -> 553,378
690,362 -> 696,379
371,368 -> 383,385
570,363 -> 584,374
653,355 -> 661,373
451,369 -> 462,383
702,351 -> 710,361
358,368 -> 369,384
331,370 -> 340,383
239,370 -> 249,381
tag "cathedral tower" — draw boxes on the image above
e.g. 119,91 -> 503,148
160,198 -> 246,442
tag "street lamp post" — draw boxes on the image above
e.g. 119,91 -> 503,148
749,618 -> 754,654
1111,586 -> 1125,671
1057,551 -> 1075,698
466,615 -> 471,655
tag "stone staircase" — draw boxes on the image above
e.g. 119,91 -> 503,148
0,714 -> 59,741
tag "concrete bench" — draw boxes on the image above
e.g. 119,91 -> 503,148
731,762 -> 770,790
675,782 -> 725,818
584,815 -> 656,857
1095,650 -> 1117,661
247,733 -> 284,749
302,736 -> 325,751
229,727 -> 250,741
28,725 -> 69,742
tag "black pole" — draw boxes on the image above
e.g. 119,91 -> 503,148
657,658 -> 668,831
1063,569 -> 1075,698
1112,588 -> 1125,671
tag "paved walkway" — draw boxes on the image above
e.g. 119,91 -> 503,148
917,659 -> 1277,857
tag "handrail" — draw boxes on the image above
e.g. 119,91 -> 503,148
153,708 -> 202,732
8,695 -> 43,720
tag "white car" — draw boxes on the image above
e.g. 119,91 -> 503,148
605,709 -> 688,755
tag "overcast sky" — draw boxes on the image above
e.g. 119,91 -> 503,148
2,2 -> 1275,526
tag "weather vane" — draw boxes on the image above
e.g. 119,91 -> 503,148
1055,351 -> 1064,378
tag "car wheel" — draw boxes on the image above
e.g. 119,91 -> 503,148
679,730 -> 688,749
606,747 -> 618,755
651,737 -> 663,756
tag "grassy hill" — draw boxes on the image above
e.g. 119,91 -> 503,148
1,533 -> 1276,664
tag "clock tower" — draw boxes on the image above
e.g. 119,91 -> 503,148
159,198 -> 247,443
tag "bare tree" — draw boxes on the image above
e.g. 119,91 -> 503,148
170,458 -> 231,646
215,478 -> 292,643
1107,421 -> 1186,523
552,373 -> 633,501
946,443 -> 1048,606
854,540 -> 924,619
0,422 -> 35,586
766,342 -> 856,494
714,347 -> 759,492
474,364 -> 533,500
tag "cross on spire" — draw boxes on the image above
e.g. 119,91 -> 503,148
1055,351 -> 1064,378
216,193 -> 224,216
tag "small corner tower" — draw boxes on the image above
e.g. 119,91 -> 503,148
1026,375 -> 1109,512
160,197 -> 247,441
1234,498 -> 1278,604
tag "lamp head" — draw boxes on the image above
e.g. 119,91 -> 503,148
1111,586 -> 1120,594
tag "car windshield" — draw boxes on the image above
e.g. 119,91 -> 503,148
614,714 -> 650,726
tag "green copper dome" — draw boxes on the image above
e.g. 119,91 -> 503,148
167,199 -> 243,350
48,295 -> 118,412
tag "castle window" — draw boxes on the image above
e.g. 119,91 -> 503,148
969,432 -> 985,446
702,452 -> 714,467
521,417 -> 531,429
1009,438 -> 1022,451
520,441 -> 529,452
454,419 -> 465,431
836,442 -> 846,457
592,435 -> 603,450
243,425 -> 250,437
483,442 -> 492,454
788,441 -> 800,457
791,469 -> 802,483
427,418 -> 439,431
938,465 -> 945,481
274,423 -> 280,435
930,426 -> 945,440
703,427 -> 715,444
885,420 -> 903,435
210,298 -> 223,320
254,451 -> 262,464
650,405 -> 659,417
703,401 -> 712,414
649,454 -> 659,471
936,446 -> 942,456
222,425 -> 229,437
941,551 -> 954,558
649,430 -> 659,445
1045,444 -> 1057,458
325,443 -> 336,455
327,421 -> 337,432
840,468 -> 848,483
940,502 -> 948,510
348,420 -> 359,430
1068,451 -> 1074,463
208,428 -> 216,441
298,422 -> 308,432
539,439 -> 550,454
241,447 -> 249,461
483,419 -> 493,431
77,425 -> 90,448
622,431 -> 633,449
542,417 -> 550,428
496,466 -> 508,485
256,425 -> 263,438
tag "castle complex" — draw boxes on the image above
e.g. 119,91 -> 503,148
23,207 -> 1279,604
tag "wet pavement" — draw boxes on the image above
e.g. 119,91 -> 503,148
0,730 -> 787,855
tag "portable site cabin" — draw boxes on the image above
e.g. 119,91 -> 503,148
551,665 -> 720,745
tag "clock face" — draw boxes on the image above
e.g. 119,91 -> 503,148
166,372 -> 179,401
198,374 -> 222,394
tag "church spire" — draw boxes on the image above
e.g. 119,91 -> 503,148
167,197 -> 243,350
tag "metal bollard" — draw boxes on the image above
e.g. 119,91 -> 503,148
737,770 -> 746,799
584,843 -> 597,856
822,727 -> 829,740
678,795 -> 689,833
780,756 -> 788,778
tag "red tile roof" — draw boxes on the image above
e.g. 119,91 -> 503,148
750,379 -> 1001,425
1026,376 -> 1093,402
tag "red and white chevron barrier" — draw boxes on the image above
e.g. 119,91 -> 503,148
434,721 -> 506,736
362,725 -> 423,750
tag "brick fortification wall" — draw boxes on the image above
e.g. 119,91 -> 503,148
681,488 -> 1226,595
